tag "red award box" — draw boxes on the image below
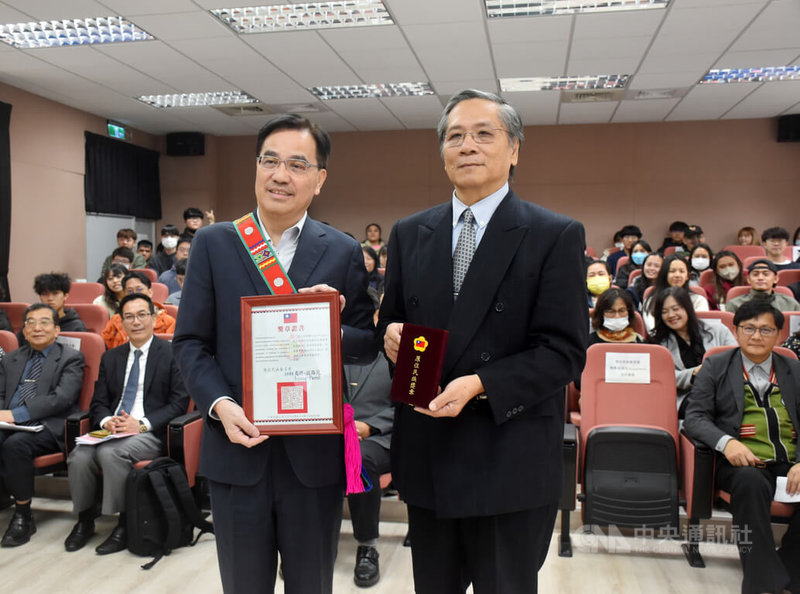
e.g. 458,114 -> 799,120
390,323 -> 448,408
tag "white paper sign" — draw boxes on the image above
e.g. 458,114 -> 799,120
790,314 -> 800,337
774,476 -> 800,503
792,246 -> 800,263
56,335 -> 82,352
605,352 -> 651,384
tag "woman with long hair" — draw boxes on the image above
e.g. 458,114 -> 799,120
642,254 -> 709,332
703,250 -> 745,310
688,243 -> 713,286
737,226 -> 760,246
93,263 -> 128,316
614,239 -> 651,290
627,252 -> 663,311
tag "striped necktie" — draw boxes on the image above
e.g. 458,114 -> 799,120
18,351 -> 44,405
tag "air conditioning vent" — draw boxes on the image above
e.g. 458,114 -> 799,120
627,88 -> 688,100
561,89 -> 625,103
212,103 -> 271,116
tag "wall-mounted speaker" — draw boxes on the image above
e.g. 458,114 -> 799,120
777,114 -> 800,143
166,132 -> 205,156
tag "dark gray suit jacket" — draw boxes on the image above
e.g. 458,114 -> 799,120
684,347 -> 800,459
379,191 -> 588,518
345,356 -> 393,451
0,342 -> 84,441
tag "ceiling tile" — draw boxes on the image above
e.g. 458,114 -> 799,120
612,98 -> 681,123
667,83 -> 756,120
387,0 -> 484,25
492,40 -> 568,78
322,98 -> 401,130
558,101 -> 617,125
125,11 -> 228,39
730,0 -> 800,51
502,91 -> 560,126
403,22 -> 494,82
487,14 -> 572,43
1,0 -> 109,20
380,95 -> 444,130
724,79 -> 800,119
714,48 -> 800,69
572,9 -> 664,39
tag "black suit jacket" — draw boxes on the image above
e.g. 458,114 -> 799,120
379,191 -> 588,517
173,214 -> 376,487
0,342 -> 84,441
684,348 -> 800,459
345,356 -> 394,451
89,337 -> 189,443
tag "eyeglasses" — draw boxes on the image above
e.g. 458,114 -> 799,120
125,286 -> 149,294
737,325 -> 777,337
257,155 -> 320,174
443,128 -> 509,148
24,318 -> 54,328
122,312 -> 153,323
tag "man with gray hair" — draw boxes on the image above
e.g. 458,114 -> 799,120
379,89 -> 587,592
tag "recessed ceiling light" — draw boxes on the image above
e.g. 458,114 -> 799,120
137,91 -> 260,109
500,75 -> 629,92
485,0 -> 669,18
210,1 -> 392,33
699,66 -> 800,84
0,16 -> 153,49
310,82 -> 434,100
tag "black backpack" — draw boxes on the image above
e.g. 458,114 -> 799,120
125,457 -> 214,569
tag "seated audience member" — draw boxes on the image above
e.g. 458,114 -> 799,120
614,239 -> 651,289
726,259 -> 800,314
793,226 -> 800,250
100,229 -> 146,276
0,304 -> 84,547
64,293 -> 188,555
606,225 -> 642,276
586,260 -> 611,307
737,226 -> 760,246
601,230 -> 624,261
790,281 -> 800,303
704,251 -> 745,310
628,252 -> 663,311
761,227 -> 800,271
683,225 -> 705,252
361,223 -> 386,253
643,254 -> 709,332
688,243 -> 713,286
650,287 -> 736,416
94,264 -> 128,318
344,352 -> 393,587
362,246 -> 384,309
107,247 -> 134,271
657,220 -> 689,254
180,207 -> 214,240
588,288 -> 643,345
784,325 -> 800,359
378,246 -> 388,270
101,272 -> 175,349
0,287 -> 11,332
157,237 -> 191,294
684,301 -> 800,594
18,273 -> 87,346
136,239 -> 153,266
165,259 -> 187,306
148,225 -> 180,276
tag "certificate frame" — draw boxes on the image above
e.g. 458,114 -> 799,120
241,292 -> 343,435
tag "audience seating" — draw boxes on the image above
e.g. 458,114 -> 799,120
615,255 -> 629,271
0,302 -> 31,333
151,282 -> 169,304
722,245 -> 765,261
627,269 -> 641,287
642,285 -> 708,302
741,254 -> 787,272
69,303 -> 110,335
588,309 -> 646,338
726,285 -> 794,301
698,269 -> 714,288
155,333 -> 174,342
778,269 -> 800,287
585,246 -> 597,258
0,330 -> 18,353
663,246 -> 678,256
132,268 -> 157,283
695,310 -> 736,336
65,282 -> 104,305
164,304 -> 179,320
778,312 -> 800,345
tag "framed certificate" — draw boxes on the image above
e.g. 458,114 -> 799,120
241,292 -> 343,435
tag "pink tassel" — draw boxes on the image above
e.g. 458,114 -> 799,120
343,403 -> 366,495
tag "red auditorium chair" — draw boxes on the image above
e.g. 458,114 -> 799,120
151,282 -> 169,304
65,283 -> 104,305
698,269 -> 714,288
777,269 -> 800,288
131,268 -> 157,283
68,303 -> 110,335
696,310 -> 736,336
0,330 -> 18,353
722,245 -> 765,262
726,285 -> 794,301
0,302 -> 31,333
164,305 -> 179,320
627,268 -> 641,287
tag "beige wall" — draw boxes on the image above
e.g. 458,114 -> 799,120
3,80 -> 799,302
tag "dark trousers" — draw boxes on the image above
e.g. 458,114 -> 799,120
406,501 -> 558,594
0,428 -> 60,501
346,439 -> 391,543
716,459 -> 800,594
208,439 -> 343,594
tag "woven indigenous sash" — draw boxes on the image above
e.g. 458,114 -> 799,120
233,213 -> 296,295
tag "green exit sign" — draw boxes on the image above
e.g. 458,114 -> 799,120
107,121 -> 126,140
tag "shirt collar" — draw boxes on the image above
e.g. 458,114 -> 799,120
452,182 -> 509,229
256,209 -> 307,246
741,351 -> 773,377
129,335 -> 154,356
34,343 -> 56,358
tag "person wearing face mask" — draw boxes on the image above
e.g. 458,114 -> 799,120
628,252 -> 663,311
650,287 -> 736,417
614,240 -> 651,290
703,250 -> 745,310
642,254 -> 709,333
688,243 -> 713,286
601,231 -> 624,261
606,225 -> 642,276
586,260 -> 611,307
148,225 -> 180,276
588,288 -> 643,346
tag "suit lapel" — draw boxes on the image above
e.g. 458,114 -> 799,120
36,343 -> 61,397
114,343 -> 131,397
723,348 -> 746,420
346,357 -> 379,402
415,206 -> 454,327
4,346 -> 31,407
443,193 -> 527,375
774,354 -> 800,433
143,339 -> 160,397
288,218 -> 327,289
230,209 -> 277,296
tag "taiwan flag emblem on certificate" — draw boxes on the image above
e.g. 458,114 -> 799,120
283,312 -> 298,324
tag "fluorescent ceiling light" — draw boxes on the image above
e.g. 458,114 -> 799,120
501,75 -> 629,91
700,66 -> 800,84
137,91 -> 260,109
210,1 -> 392,33
310,82 -> 434,100
485,0 -> 669,18
0,16 -> 152,49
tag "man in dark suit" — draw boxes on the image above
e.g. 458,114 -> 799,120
685,299 -> 800,594
379,90 -> 587,593
64,293 -> 189,554
172,114 -> 375,594
344,355 -> 393,587
0,303 -> 84,546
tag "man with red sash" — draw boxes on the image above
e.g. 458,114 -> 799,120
685,299 -> 800,594
173,114 -> 376,594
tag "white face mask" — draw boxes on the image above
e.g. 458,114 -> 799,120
718,266 -> 739,281
691,257 -> 710,271
614,242 -> 624,250
162,236 -> 178,250
603,316 -> 629,333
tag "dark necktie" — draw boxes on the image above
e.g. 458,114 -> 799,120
18,351 -> 44,405
117,349 -> 142,415
453,208 -> 476,299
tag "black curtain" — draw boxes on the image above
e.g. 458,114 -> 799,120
0,101 -> 11,301
84,131 -> 161,219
